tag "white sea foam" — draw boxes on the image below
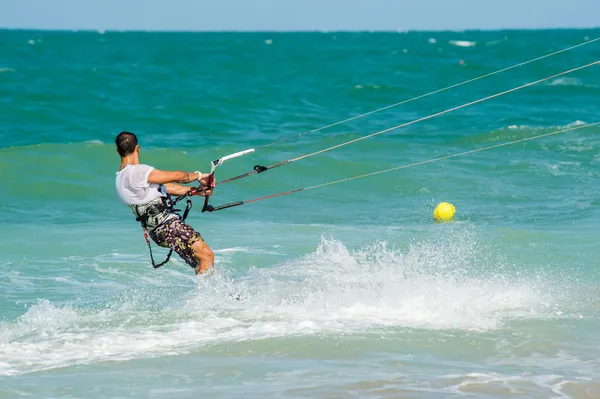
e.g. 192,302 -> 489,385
547,77 -> 596,88
549,77 -> 581,86
0,233 -> 559,375
214,247 -> 282,255
449,40 -> 476,47
507,120 -> 587,131
546,161 -> 582,176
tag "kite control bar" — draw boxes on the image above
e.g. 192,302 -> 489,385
202,148 -> 256,212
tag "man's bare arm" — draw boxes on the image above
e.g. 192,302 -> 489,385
147,170 -> 200,185
164,183 -> 195,196
164,183 -> 212,197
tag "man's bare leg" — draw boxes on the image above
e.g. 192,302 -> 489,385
192,240 -> 214,275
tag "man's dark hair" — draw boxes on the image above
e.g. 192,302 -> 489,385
115,131 -> 138,157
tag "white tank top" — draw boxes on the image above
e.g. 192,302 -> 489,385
115,164 -> 167,206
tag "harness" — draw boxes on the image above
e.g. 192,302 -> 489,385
131,192 -> 194,269
130,196 -> 174,231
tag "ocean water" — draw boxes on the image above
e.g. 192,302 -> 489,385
1,28 -> 600,398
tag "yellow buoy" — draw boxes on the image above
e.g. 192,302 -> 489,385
434,202 -> 455,222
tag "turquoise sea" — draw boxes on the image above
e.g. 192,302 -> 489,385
1,29 -> 600,398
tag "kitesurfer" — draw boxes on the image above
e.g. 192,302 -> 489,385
114,131 -> 215,274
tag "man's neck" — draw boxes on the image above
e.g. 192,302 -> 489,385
120,155 -> 139,170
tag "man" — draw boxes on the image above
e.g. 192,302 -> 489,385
114,131 -> 215,275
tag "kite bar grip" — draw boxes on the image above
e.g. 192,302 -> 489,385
212,148 -> 255,168
222,148 -> 255,162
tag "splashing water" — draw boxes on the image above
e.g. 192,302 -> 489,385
0,230 -> 560,376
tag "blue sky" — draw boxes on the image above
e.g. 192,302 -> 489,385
1,0 -> 598,31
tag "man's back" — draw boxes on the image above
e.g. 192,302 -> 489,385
115,164 -> 166,206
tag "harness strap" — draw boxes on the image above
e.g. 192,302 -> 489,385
140,196 -> 194,269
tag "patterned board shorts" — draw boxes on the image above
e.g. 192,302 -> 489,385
150,217 -> 203,268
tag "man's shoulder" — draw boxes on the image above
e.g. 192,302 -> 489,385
117,164 -> 152,179
129,164 -> 156,174
117,163 -> 155,172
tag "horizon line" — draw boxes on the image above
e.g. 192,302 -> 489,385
1,26 -> 599,34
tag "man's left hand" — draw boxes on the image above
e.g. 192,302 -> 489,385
189,187 -> 213,197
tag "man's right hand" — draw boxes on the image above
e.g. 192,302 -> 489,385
198,174 -> 216,191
